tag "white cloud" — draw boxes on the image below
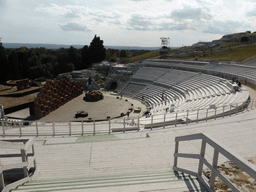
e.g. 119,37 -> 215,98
203,20 -> 246,35
170,6 -> 212,21
247,8 -> 256,17
59,22 -> 91,32
126,15 -> 154,31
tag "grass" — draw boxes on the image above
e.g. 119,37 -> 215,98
129,50 -> 160,63
202,44 -> 256,62
166,43 -> 256,63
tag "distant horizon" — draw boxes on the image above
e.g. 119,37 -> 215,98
2,42 -> 162,47
2,42 -> 177,50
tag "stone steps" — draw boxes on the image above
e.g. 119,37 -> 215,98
14,171 -> 207,192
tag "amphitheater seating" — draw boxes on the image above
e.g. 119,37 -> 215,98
118,65 -> 247,116
155,69 -> 197,86
120,83 -> 146,97
132,67 -> 168,81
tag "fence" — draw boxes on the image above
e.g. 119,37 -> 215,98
173,133 -> 256,192
0,137 -> 36,192
0,98 -> 253,137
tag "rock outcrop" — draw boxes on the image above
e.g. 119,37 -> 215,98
84,90 -> 104,102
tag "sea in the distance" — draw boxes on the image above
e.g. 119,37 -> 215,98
3,43 -> 169,50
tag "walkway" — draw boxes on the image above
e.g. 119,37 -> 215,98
6,106 -> 256,191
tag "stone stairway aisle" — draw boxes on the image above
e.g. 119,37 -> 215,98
13,171 -> 207,192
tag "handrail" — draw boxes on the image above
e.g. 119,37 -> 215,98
0,96 -> 253,137
0,137 -> 36,192
173,133 -> 256,192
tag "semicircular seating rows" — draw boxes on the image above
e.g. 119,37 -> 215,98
119,66 -> 249,117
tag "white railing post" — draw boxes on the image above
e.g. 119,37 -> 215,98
32,144 -> 36,170
69,121 -> 71,136
236,103 -> 238,115
137,117 -> 140,131
2,121 -> 5,137
81,121 -> 84,136
222,106 -> 225,118
163,114 -> 166,129
151,115 -> 153,130
229,105 -> 232,116
0,161 -> 4,191
123,118 -> 125,133
214,108 -> 217,120
174,141 -> 179,167
251,99 -> 254,109
52,122 -> 55,137
206,109 -> 208,122
36,121 -> 39,137
93,120 -> 96,135
175,112 -> 178,127
19,121 -> 22,137
20,149 -> 28,177
196,109 -> 199,123
186,110 -> 189,125
198,139 -> 206,176
210,149 -> 219,190
108,119 -> 111,134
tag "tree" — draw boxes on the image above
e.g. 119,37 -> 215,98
8,51 -> 22,80
88,35 -> 106,64
68,46 -> 81,70
81,45 -> 91,69
120,50 -> 127,58
0,45 -> 8,83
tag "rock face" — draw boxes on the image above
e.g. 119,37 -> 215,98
84,90 -> 104,102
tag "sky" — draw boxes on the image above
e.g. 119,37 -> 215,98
1,0 -> 256,47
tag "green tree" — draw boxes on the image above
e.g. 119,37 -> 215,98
8,51 -> 22,80
81,45 -> 91,69
120,50 -> 127,58
68,46 -> 81,70
88,35 -> 106,64
0,45 -> 8,83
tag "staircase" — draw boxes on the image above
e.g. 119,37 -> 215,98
13,171 -> 207,192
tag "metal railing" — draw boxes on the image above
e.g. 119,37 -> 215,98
173,133 -> 256,192
0,97 -> 253,137
0,137 -> 36,192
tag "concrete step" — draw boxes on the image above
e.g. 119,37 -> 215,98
14,171 -> 207,192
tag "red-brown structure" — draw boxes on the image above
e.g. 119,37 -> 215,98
34,75 -> 83,119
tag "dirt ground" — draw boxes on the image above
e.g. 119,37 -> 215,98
0,84 -> 39,109
39,94 -> 133,122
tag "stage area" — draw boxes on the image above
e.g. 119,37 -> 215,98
39,93 -> 134,122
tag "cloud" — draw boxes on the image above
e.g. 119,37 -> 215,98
170,6 -> 212,21
158,22 -> 196,31
247,9 -> 256,17
63,12 -> 80,19
127,15 -> 154,30
59,22 -> 91,32
203,20 -> 244,34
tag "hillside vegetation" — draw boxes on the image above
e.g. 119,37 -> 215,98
163,31 -> 256,64
172,43 -> 256,63
128,50 -> 160,63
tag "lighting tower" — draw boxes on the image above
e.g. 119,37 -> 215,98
160,37 -> 170,54
160,37 -> 170,48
